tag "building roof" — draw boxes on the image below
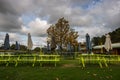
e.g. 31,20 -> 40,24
93,43 -> 120,49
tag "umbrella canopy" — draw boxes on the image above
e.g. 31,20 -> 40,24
47,37 -> 51,51
27,33 -> 33,50
104,34 -> 112,52
86,33 -> 92,53
78,43 -> 81,52
15,41 -> 20,50
57,43 -> 61,51
4,33 -> 10,50
47,42 -> 50,51
67,42 -> 71,51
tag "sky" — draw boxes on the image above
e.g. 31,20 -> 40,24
0,0 -> 120,48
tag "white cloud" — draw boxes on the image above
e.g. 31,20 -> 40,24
21,18 -> 50,36
20,18 -> 50,47
33,37 -> 47,46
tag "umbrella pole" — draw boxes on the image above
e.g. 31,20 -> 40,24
28,49 -> 30,54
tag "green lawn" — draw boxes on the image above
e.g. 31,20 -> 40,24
0,60 -> 120,80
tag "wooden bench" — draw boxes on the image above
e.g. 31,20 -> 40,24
0,54 -> 60,67
36,55 -> 60,67
77,54 -> 103,68
0,54 -> 18,66
77,54 -> 120,68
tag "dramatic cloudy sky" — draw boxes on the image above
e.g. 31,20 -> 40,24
0,0 -> 120,48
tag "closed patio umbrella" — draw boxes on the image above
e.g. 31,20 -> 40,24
47,37 -> 51,51
67,42 -> 71,51
15,41 -> 20,50
47,42 -> 50,51
104,34 -> 112,52
86,33 -> 92,54
27,33 -> 33,50
4,33 -> 10,50
78,43 -> 81,52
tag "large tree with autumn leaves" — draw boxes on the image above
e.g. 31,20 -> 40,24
47,17 -> 79,51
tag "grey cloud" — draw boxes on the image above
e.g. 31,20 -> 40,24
0,0 -> 18,15
0,0 -> 37,15
0,0 -> 37,33
29,0 -> 120,39
0,13 -> 22,33
0,0 -> 120,39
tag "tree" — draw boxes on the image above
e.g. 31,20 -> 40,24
92,37 -> 103,46
92,27 -> 120,46
34,47 -> 40,52
19,45 -> 27,51
47,17 -> 79,51
110,28 -> 120,43
10,44 -> 15,50
10,44 -> 27,51
0,44 -> 4,50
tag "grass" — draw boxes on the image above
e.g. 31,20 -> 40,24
0,59 -> 120,80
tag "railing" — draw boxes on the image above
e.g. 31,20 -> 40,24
0,54 -> 60,67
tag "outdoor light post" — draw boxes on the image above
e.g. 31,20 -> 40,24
47,37 -> 51,52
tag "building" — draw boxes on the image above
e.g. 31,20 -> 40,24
93,43 -> 120,55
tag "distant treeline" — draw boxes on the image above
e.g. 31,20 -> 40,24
92,28 -> 120,46
0,44 -> 27,51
